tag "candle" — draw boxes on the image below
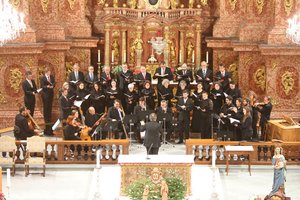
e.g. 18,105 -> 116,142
7,168 -> 10,187
96,150 -> 100,168
98,50 -> 101,63
192,50 -> 195,63
179,50 -> 182,63
206,51 -> 209,63
212,149 -> 216,168
112,51 -> 114,63
123,51 -> 126,63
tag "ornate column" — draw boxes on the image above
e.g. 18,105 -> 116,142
179,31 -> 185,64
121,30 -> 127,63
135,26 -> 143,67
195,25 -> 201,67
104,25 -> 110,66
164,26 -> 170,66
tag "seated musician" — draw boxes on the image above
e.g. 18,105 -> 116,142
68,63 -> 84,93
124,83 -> 138,114
107,99 -> 126,139
191,83 -> 204,134
153,61 -> 173,87
219,96 -> 236,139
156,100 -> 173,141
59,88 -> 73,121
117,63 -> 133,92
84,66 -> 99,91
135,65 -> 151,90
195,61 -> 213,92
176,90 -> 193,144
214,63 -> 232,92
226,81 -> 242,105
100,66 -> 115,91
63,115 -> 81,140
14,106 -> 39,140
158,79 -> 174,107
106,79 -> 121,108
176,63 -> 193,86
90,83 -> 105,114
210,82 -> 224,114
254,96 -> 272,141
140,80 -> 156,110
133,97 -> 149,142
85,106 -> 103,139
175,80 -> 189,100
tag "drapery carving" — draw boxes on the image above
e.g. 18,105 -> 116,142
41,0 -> 49,13
255,0 -> 264,14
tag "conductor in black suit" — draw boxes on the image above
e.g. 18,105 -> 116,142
196,61 -> 213,92
68,63 -> 84,92
22,71 -> 37,116
140,113 -> 163,155
40,67 -> 55,125
153,61 -> 173,87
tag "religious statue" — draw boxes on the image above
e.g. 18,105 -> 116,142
133,32 -> 143,52
113,0 -> 118,8
130,0 -> 137,9
112,39 -> 120,63
186,41 -> 194,62
142,185 -> 149,200
161,180 -> 169,200
170,0 -> 177,9
265,146 -> 287,199
169,40 -> 176,62
189,0 -> 194,8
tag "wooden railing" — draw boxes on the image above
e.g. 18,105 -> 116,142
15,139 -> 129,164
186,139 -> 300,165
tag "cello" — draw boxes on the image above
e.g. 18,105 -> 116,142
78,108 -> 91,141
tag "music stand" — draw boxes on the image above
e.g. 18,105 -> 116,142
157,113 -> 174,148
103,120 -> 119,139
93,123 -> 106,140
137,110 -> 155,122
123,114 -> 138,146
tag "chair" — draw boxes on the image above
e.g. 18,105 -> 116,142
25,136 -> 46,177
0,136 -> 16,176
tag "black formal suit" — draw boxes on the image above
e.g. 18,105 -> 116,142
100,72 -> 115,91
63,124 -> 81,140
84,72 -> 99,90
153,67 -> 173,86
215,71 -> 232,91
117,70 -> 133,91
107,106 -> 125,139
240,116 -> 253,140
22,79 -> 37,116
124,90 -> 138,114
68,71 -> 84,91
176,97 -> 193,142
14,114 -> 34,140
135,72 -> 151,89
85,112 -> 101,138
40,75 -> 55,124
256,102 -> 272,140
176,69 -> 193,86
196,68 -> 213,92
59,95 -> 72,120
140,121 -> 163,155
226,87 -> 242,105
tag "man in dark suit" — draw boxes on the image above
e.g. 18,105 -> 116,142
176,90 -> 193,143
84,66 -> 98,90
40,67 -> 55,130
22,71 -> 37,116
196,61 -> 213,92
176,63 -> 193,86
107,99 -> 125,139
140,113 -> 163,155
215,63 -> 232,91
14,107 -> 36,140
117,63 -> 133,92
68,63 -> 84,92
100,66 -> 114,91
255,96 -> 272,141
135,65 -> 151,90
59,89 -> 72,121
153,61 -> 173,87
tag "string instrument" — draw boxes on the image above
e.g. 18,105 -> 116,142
92,113 -> 107,128
119,105 -> 128,139
78,108 -> 91,141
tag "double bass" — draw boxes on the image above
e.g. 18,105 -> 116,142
78,108 -> 91,141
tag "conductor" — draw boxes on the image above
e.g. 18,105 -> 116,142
140,113 -> 163,155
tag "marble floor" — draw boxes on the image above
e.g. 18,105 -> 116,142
1,143 -> 300,200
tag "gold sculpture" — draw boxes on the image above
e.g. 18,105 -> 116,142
133,32 -> 143,52
255,0 -> 264,14
281,71 -> 294,95
189,0 -> 194,8
186,41 -> 194,62
112,39 -> 120,63
169,40 -> 176,63
113,0 -> 118,8
0,92 -> 7,104
253,68 -> 266,91
41,0 -> 49,13
68,0 -> 76,10
161,180 -> 169,200
170,0 -> 177,9
284,0 -> 293,16
272,61 -> 278,71
11,0 -> 21,8
0,58 -> 5,69
65,62 -> 73,79
201,0 -> 208,6
130,0 -> 137,9
229,0 -> 237,11
97,0 -> 106,6
130,42 -> 136,63
228,63 -> 238,84
9,68 -> 22,93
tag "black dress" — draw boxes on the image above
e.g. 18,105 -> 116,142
191,90 -> 203,133
158,85 -> 174,107
76,88 -> 89,115
90,88 -> 105,114
199,98 -> 213,139
140,88 -> 156,110
210,88 -> 224,114
124,90 -> 138,114
105,87 -> 121,108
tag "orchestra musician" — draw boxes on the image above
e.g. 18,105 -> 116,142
215,63 -> 232,92
14,106 -> 39,140
176,63 -> 193,86
59,88 -> 73,121
85,106 -> 102,139
140,80 -> 156,110
100,66 -> 115,91
191,83 -> 204,134
195,61 -> 213,92
153,61 -> 173,87
255,96 -> 272,141
68,63 -> 84,92
124,83 -> 138,114
175,80 -> 189,100
107,99 -> 126,139
158,79 -> 174,107
90,83 -> 105,115
210,82 -> 224,114
84,66 -> 98,90
63,115 -> 81,140
226,81 -> 242,105
176,90 -> 193,144
117,63 -> 133,92
105,79 -> 121,108
156,100 -> 173,141
240,106 -> 253,141
135,65 -> 151,90
199,92 -> 213,139
22,71 -> 37,116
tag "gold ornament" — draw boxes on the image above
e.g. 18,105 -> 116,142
253,68 -> 265,91
9,68 -> 22,93
281,71 -> 294,95
0,58 -> 5,69
97,0 -> 106,5
229,0 -> 237,11
0,92 -> 7,104
228,63 -> 238,84
68,0 -> 76,10
201,0 -> 208,6
113,0 -> 118,8
65,62 -> 73,80
255,0 -> 264,14
41,0 -> 49,13
11,0 -> 21,8
170,0 -> 177,9
133,32 -> 143,52
284,0 -> 293,16
189,0 -> 194,8
295,99 -> 300,105
271,61 -> 278,71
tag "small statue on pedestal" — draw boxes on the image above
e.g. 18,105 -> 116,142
113,0 -> 118,7
170,0 -> 177,9
186,41 -> 194,62
161,180 -> 169,200
142,185 -> 149,200
189,0 -> 194,8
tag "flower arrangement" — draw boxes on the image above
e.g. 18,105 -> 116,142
156,30 -> 163,37
0,192 -> 6,200
125,177 -> 186,200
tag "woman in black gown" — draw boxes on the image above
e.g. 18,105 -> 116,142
140,80 -> 156,110
158,79 -> 174,107
105,79 -> 121,108
191,83 -> 204,134
90,83 -> 105,114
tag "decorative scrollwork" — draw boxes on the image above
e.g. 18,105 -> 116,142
295,99 -> 300,105
255,0 -> 264,14
97,0 -> 106,6
284,0 -> 293,16
281,71 -> 294,95
41,0 -> 49,13
271,61 -> 278,71
201,0 -> 208,6
0,92 -> 7,104
65,62 -> 73,80
9,68 -> 22,93
68,0 -> 76,10
229,0 -> 237,11
253,68 -> 265,91
0,58 -> 5,69
11,0 -> 21,8
228,63 -> 238,84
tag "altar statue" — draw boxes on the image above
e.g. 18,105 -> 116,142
113,0 -> 118,8
189,0 -> 194,8
112,39 -> 120,63
170,0 -> 177,9
142,185 -> 149,200
186,41 -> 194,62
169,41 -> 176,62
133,32 -> 143,52
130,0 -> 137,9
266,146 -> 287,199
161,180 -> 168,200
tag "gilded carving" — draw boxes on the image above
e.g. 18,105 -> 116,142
97,0 -> 106,6
228,63 -> 238,84
0,92 -> 8,104
296,99 -> 300,105
186,32 -> 194,38
65,62 -> 73,79
68,0 -> 76,10
253,68 -> 265,91
80,52 -> 88,62
113,0 -> 118,8
41,0 -> 49,13
9,68 -> 22,93
186,41 -> 194,62
0,58 -> 5,69
201,0 -> 208,6
189,0 -> 194,8
169,40 -> 176,63
11,0 -> 21,8
272,96 -> 279,105
271,61 -> 278,71
133,32 -> 143,52
284,0 -> 293,16
25,58 -> 34,70
281,71 -> 294,95
170,0 -> 177,9
111,39 -> 120,63
229,0 -> 237,11
255,0 -> 264,14
129,0 -> 137,9
129,40 -> 136,63
112,31 -> 120,38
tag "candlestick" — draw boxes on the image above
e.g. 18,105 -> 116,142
179,50 -> 182,63
192,50 -> 195,63
98,50 -> 101,63
96,150 -> 100,168
7,168 -> 10,188
123,51 -> 126,63
112,51 -> 114,63
206,51 -> 209,63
